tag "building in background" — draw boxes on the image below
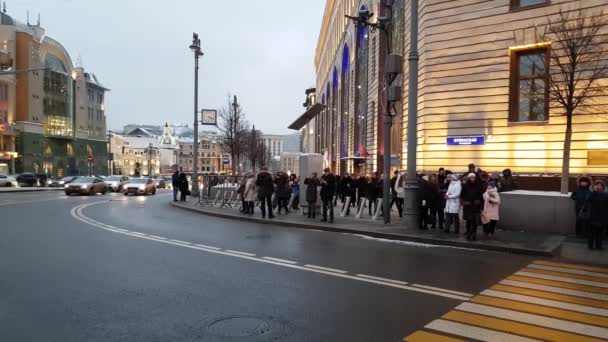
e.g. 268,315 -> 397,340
280,152 -> 302,175
289,0 -> 608,176
176,134 -> 228,174
282,132 -> 302,153
0,10 -> 109,177
120,135 -> 160,177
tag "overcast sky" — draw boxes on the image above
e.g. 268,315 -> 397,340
10,0 -> 324,134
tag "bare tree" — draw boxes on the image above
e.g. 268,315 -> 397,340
244,125 -> 267,172
218,95 -> 250,175
540,9 -> 608,193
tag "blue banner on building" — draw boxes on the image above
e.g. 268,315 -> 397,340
447,135 -> 485,146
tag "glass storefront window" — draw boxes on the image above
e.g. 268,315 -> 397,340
43,55 -> 74,138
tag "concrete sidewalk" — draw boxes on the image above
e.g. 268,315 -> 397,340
0,187 -> 63,193
171,200 -> 571,257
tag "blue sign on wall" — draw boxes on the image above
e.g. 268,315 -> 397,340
447,135 -> 485,146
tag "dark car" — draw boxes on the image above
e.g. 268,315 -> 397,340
16,173 -> 37,187
35,173 -> 48,187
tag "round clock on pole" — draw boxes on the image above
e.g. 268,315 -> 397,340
201,109 -> 217,126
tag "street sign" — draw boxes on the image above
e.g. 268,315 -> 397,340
201,109 -> 217,125
447,135 -> 485,146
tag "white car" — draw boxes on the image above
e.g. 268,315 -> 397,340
123,178 -> 156,196
0,174 -> 17,187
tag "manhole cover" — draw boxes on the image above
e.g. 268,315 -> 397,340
207,316 -> 271,337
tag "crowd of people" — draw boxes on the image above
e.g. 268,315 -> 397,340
173,163 -> 607,248
570,177 -> 608,250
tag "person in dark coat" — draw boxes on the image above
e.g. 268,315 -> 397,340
178,172 -> 189,202
171,170 -> 180,202
320,168 -> 337,223
586,180 -> 608,250
355,175 -> 367,208
429,174 -> 444,230
340,173 -> 354,215
256,166 -> 275,219
418,175 -> 435,229
571,176 -> 592,237
460,173 -> 484,241
304,173 -> 320,218
275,172 -> 291,214
367,174 -> 379,216
500,168 -> 517,192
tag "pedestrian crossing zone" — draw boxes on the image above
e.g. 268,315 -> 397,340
404,260 -> 608,341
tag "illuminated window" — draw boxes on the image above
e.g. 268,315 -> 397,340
510,0 -> 549,10
509,48 -> 549,122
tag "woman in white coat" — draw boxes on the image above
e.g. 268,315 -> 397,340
444,174 -> 462,234
244,174 -> 257,214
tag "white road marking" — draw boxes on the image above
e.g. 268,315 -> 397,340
516,271 -> 608,288
225,250 -> 256,257
425,319 -> 541,342
149,235 -> 168,240
527,263 -> 608,279
115,228 -> 129,233
411,284 -> 474,298
170,239 -> 191,245
481,289 -> 608,316
500,279 -> 608,301
304,264 -> 347,274
455,302 -> 608,339
194,244 -> 221,251
70,201 -> 471,301
356,274 -> 408,285
262,257 -> 297,264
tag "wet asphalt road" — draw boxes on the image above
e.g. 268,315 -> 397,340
0,191 -> 536,341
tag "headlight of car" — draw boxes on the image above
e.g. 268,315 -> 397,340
58,181 -> 65,185
138,185 -> 146,190
64,184 -> 69,189
81,185 -> 88,189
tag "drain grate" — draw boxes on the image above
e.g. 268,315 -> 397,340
207,315 -> 271,337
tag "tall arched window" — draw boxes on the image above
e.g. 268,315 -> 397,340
340,44 -> 350,174
355,10 -> 369,158
331,67 -> 338,169
388,0 -> 405,163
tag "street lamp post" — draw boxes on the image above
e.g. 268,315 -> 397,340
402,0 -> 420,228
231,95 -> 239,175
189,33 -> 204,196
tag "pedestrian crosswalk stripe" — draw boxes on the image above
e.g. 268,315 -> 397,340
521,267 -> 608,284
528,263 -> 608,279
425,319 -> 541,342
516,271 -> 608,289
404,330 -> 466,342
481,289 -> 608,316
508,275 -> 608,295
455,302 -> 608,339
533,260 -> 608,275
491,284 -> 608,309
443,310 -> 604,342
500,279 -> 608,301
471,295 -> 608,328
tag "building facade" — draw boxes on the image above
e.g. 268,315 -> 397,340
120,136 -> 160,177
176,137 -> 228,174
0,11 -> 109,177
300,0 -> 608,176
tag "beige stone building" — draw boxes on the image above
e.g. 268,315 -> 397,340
295,0 -> 608,176
176,136 -> 228,174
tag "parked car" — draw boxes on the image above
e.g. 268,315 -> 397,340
48,176 -> 79,187
124,178 -> 156,196
104,175 -> 130,192
64,177 -> 107,196
16,173 -> 37,187
0,174 -> 17,187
